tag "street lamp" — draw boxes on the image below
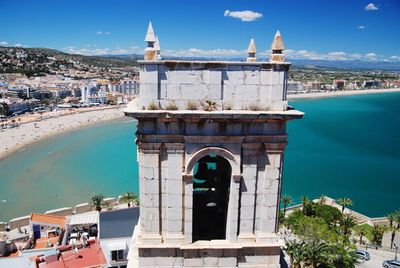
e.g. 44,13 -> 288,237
395,243 -> 398,260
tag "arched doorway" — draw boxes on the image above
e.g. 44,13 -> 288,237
192,154 -> 232,242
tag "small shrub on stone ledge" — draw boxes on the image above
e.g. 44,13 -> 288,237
248,103 -> 263,111
187,101 -> 198,110
165,102 -> 178,110
202,100 -> 217,111
147,102 -> 159,110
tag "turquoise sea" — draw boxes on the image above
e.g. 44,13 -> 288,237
0,92 -> 399,221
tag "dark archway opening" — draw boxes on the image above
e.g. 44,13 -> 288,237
192,154 -> 231,242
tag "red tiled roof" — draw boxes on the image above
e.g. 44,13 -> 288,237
37,240 -> 106,268
30,213 -> 67,227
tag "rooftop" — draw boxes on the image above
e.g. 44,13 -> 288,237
37,240 -> 106,268
30,214 -> 67,227
99,207 -> 139,239
68,211 -> 99,226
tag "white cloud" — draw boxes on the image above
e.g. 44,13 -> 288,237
14,43 -> 23,47
224,10 -> 263,22
285,49 -> 383,61
62,45 -> 142,56
358,25 -> 366,30
60,44 -> 399,62
96,31 -> 111,35
365,3 -> 378,11
164,48 -> 247,58
365,52 -> 377,60
0,41 -> 8,45
327,51 -> 348,60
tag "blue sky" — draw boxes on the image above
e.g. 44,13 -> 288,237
0,0 -> 399,61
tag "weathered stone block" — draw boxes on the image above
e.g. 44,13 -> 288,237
184,257 -> 203,267
203,256 -> 218,266
218,257 -> 238,267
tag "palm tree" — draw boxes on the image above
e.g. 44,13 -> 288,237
371,224 -> 385,247
339,214 -> 356,239
303,239 -> 331,268
284,240 -> 305,268
388,210 -> 400,249
300,195 -> 314,216
282,194 -> 293,218
353,224 -> 368,245
120,192 -> 139,207
332,243 -> 358,268
90,194 -> 109,212
337,197 -> 353,214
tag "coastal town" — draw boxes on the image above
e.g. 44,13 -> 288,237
1,0 -> 400,267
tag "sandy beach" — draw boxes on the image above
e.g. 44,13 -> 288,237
0,107 -> 125,160
288,88 -> 400,100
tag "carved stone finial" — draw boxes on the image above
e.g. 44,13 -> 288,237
145,22 -> 156,43
144,21 -> 157,61
270,30 -> 285,62
246,38 -> 257,62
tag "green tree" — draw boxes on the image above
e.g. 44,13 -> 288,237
331,243 -> 358,268
90,194 -> 109,212
120,192 -> 139,207
282,194 -> 293,218
301,195 -> 315,216
337,197 -> 353,214
352,224 -> 372,245
303,239 -> 331,268
371,224 -> 385,247
338,214 -> 356,240
284,240 -> 305,268
314,203 -> 342,228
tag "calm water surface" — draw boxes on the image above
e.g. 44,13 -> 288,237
0,93 -> 399,221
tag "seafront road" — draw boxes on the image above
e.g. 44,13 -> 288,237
356,248 -> 398,268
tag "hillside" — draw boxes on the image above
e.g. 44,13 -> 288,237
0,46 -> 138,78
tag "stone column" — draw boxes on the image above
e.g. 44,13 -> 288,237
237,143 -> 260,242
226,174 -> 241,242
138,142 -> 162,244
254,143 -> 285,243
164,143 -> 185,243
183,174 -> 193,243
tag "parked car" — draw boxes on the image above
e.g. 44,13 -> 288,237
383,260 -> 400,268
355,249 -> 370,261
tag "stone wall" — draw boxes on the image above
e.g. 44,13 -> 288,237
74,203 -> 91,214
104,197 -> 117,207
132,61 -> 290,112
9,215 -> 30,229
45,207 -> 73,217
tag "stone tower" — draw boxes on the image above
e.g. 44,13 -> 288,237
125,24 -> 303,267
